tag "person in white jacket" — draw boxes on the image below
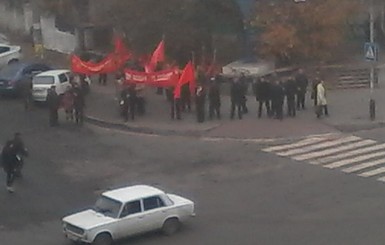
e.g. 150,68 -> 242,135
316,80 -> 329,118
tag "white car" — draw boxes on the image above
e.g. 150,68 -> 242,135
32,69 -> 72,102
0,44 -> 21,68
62,185 -> 195,245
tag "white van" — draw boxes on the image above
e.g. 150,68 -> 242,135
32,69 -> 71,102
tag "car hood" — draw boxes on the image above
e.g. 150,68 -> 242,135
63,209 -> 115,230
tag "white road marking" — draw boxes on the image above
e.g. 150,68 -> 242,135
342,158 -> 385,173
376,176 -> 385,182
277,136 -> 360,157
263,137 -> 329,153
359,167 -> 385,177
324,151 -> 385,169
293,140 -> 375,161
309,143 -> 385,165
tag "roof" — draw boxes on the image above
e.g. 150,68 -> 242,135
36,69 -> 70,76
102,185 -> 165,203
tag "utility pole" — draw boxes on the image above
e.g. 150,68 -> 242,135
31,0 -> 44,58
369,0 -> 376,120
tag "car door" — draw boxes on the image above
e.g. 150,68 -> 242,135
115,200 -> 146,239
141,196 -> 169,231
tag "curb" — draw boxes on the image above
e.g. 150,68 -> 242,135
85,115 -> 222,137
85,114 -> 344,144
323,121 -> 385,133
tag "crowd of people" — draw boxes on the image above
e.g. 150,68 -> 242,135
47,77 -> 86,127
112,66 -> 329,124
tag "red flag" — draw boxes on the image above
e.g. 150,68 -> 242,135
147,40 -> 165,72
113,36 -> 131,65
174,61 -> 195,99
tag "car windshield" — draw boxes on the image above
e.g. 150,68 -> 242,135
0,65 -> 22,79
93,196 -> 122,218
33,76 -> 54,85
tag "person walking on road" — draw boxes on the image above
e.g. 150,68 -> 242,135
208,77 -> 221,120
46,86 -> 60,127
73,84 -> 85,125
1,133 -> 27,193
2,140 -> 17,193
10,133 -> 28,178
295,69 -> 309,110
316,80 -> 328,118
230,78 -> 243,120
21,75 -> 33,111
285,76 -> 297,117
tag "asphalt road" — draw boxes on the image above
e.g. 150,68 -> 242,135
1,98 -> 385,245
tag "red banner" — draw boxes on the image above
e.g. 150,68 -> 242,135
124,68 -> 179,87
71,54 -> 121,75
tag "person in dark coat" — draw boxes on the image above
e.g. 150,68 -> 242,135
230,79 -> 243,120
10,132 -> 28,177
285,76 -> 297,117
98,73 -> 107,86
21,75 -> 33,111
180,83 -> 191,112
155,62 -> 164,95
195,85 -> 206,123
128,83 -> 137,121
311,78 -> 320,106
72,84 -> 85,125
1,133 -> 28,193
166,87 -> 181,120
271,80 -> 285,120
120,86 -> 130,122
295,69 -> 309,110
254,77 -> 271,118
208,77 -> 221,120
46,86 -> 60,126
2,140 -> 17,193
239,74 -> 249,114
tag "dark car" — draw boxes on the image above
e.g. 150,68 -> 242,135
0,62 -> 52,95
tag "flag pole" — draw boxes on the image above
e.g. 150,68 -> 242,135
191,51 -> 196,68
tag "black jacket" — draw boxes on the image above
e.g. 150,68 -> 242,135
230,82 -> 243,103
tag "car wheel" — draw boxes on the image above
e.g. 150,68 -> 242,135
93,233 -> 113,245
162,218 -> 180,236
8,59 -> 18,65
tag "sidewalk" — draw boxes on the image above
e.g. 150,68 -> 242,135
5,30 -> 385,139
85,80 -> 338,139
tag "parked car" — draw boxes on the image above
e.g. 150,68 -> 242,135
0,62 -> 51,95
0,43 -> 21,68
62,185 -> 195,245
32,69 -> 72,102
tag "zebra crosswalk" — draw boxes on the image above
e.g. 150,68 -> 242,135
262,134 -> 385,183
